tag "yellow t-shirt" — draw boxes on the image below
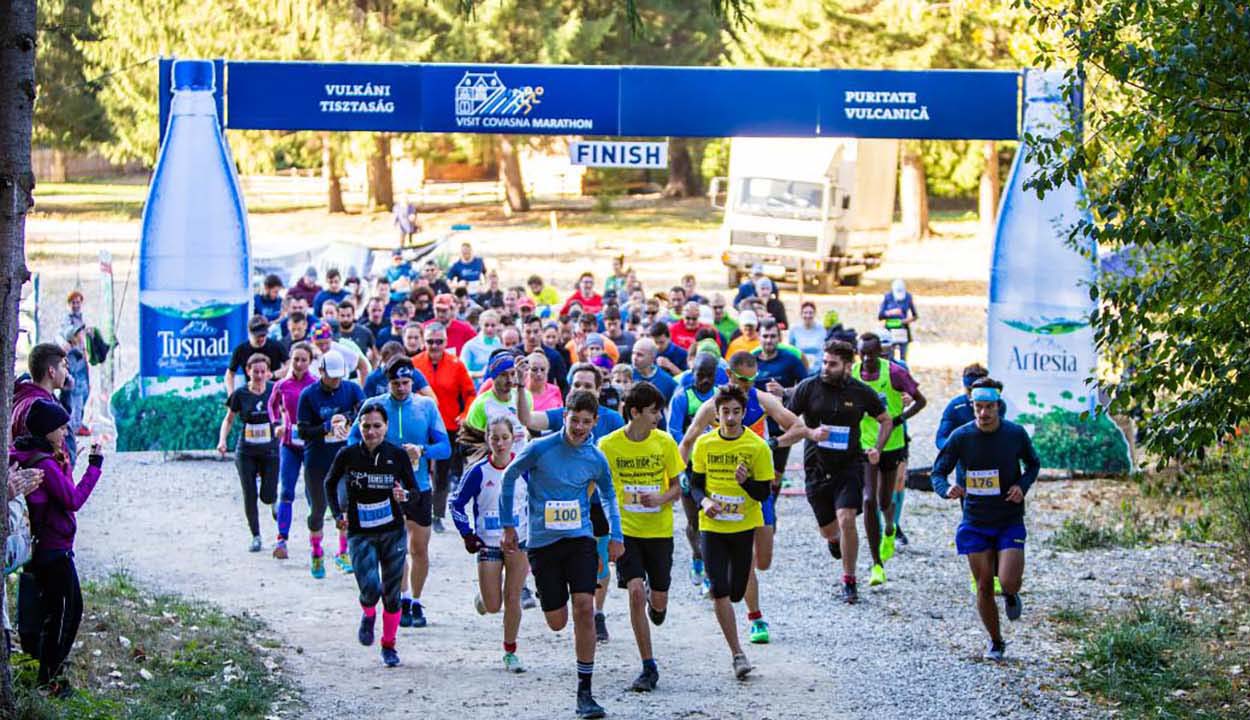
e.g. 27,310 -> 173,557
528,286 -> 561,307
690,429 -> 774,534
597,428 -> 685,539
725,335 -> 760,359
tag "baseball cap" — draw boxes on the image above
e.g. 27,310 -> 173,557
750,262 -> 765,276
248,315 -> 270,334
304,266 -> 318,280
518,296 -> 536,310
739,310 -> 759,327
319,351 -> 349,379
433,293 -> 456,308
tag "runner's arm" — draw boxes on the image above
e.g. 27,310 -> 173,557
224,368 -> 237,395
688,469 -> 709,507
759,392 -> 800,430
515,384 -> 532,431
929,435 -> 960,498
325,450 -> 348,520
523,407 -> 553,433
499,443 -> 538,527
871,411 -> 893,454
666,391 -> 687,445
594,457 -> 625,543
1018,429 -> 1041,495
450,465 -> 482,537
216,408 -> 237,452
423,403 -> 452,461
296,393 -> 330,442
935,402 -> 959,450
679,402 -> 717,462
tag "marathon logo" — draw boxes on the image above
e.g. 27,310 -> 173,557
454,71 -> 594,131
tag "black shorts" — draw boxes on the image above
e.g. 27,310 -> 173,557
527,537 -> 598,613
873,448 -> 907,480
805,461 -> 864,527
616,536 -> 674,592
403,490 -> 433,527
700,529 -> 755,602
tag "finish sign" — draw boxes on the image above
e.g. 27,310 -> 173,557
569,140 -> 668,169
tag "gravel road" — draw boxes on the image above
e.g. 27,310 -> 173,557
70,451 -> 1221,720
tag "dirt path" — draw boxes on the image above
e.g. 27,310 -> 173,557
67,450 -> 1221,719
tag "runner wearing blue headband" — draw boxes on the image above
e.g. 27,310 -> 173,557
930,377 -> 1040,662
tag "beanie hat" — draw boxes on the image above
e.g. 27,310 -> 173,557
26,398 -> 70,438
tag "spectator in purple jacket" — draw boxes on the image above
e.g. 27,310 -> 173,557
8,398 -> 103,695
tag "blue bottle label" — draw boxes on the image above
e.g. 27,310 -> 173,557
139,301 -> 248,377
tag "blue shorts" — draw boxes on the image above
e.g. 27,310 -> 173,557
596,535 -> 611,581
760,494 -> 776,527
955,522 -> 1026,555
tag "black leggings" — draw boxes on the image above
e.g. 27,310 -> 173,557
700,529 -> 755,602
680,493 -> 702,561
431,433 -> 463,520
27,551 -> 83,686
236,452 -> 279,536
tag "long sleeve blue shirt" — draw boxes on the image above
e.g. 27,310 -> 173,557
296,380 -> 365,460
930,420 -> 1041,528
500,431 -> 623,549
347,392 -> 450,492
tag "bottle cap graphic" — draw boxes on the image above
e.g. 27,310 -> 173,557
173,59 -> 215,92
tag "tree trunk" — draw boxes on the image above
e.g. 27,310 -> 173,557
0,0 -> 37,714
366,133 -> 393,211
899,144 -> 932,241
498,135 -> 529,213
979,140 -> 1000,239
49,148 -> 66,183
662,137 -> 699,198
321,132 -> 345,214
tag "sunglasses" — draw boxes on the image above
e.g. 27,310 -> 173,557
712,305 -> 725,310
426,338 -> 446,345
730,370 -> 758,383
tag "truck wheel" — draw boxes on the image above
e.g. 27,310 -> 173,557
839,273 -> 862,287
726,267 -> 741,289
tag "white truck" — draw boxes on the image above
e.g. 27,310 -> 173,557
711,137 -> 899,292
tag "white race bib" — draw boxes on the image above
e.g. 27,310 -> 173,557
711,493 -> 745,523
243,423 -> 272,444
966,469 -> 1001,496
818,425 -> 851,451
356,499 -> 394,528
889,327 -> 909,344
543,500 -> 582,530
622,484 -> 661,514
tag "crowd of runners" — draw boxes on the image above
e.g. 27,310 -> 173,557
208,241 -> 1039,718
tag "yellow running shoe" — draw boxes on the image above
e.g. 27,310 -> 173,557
880,529 -> 896,564
869,563 -> 887,586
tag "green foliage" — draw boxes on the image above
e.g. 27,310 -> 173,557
111,376 -> 233,451
1022,0 -> 1250,462
34,0 -> 112,152
1050,515 -> 1128,551
14,573 -> 291,719
1202,439 -> 1250,548
1017,401 -> 1130,474
1076,603 -> 1239,719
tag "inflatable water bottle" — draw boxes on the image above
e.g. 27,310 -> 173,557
113,59 -> 252,451
987,69 -> 1129,473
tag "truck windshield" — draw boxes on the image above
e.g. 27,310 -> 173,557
734,178 -> 824,219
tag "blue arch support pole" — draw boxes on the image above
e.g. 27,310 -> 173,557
157,58 -> 1022,147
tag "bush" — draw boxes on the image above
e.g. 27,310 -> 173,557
1211,440 -> 1250,548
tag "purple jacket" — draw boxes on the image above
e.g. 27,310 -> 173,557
9,437 -> 100,553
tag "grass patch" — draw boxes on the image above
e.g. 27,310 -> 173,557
12,572 -> 294,719
1075,603 -> 1246,719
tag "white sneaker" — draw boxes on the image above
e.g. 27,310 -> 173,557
732,653 -> 753,680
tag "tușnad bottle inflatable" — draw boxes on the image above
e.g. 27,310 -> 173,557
112,59 -> 252,451
987,68 -> 1129,474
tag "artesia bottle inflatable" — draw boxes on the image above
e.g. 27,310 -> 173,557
114,59 -> 251,451
987,69 -> 1129,473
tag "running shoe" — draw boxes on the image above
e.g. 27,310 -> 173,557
594,612 -> 609,643
310,554 -> 326,579
474,593 -> 487,616
520,586 -> 537,610
576,689 -> 606,719
732,653 -> 753,680
841,581 -> 859,605
983,639 -> 1006,662
969,575 -> 1005,595
749,619 -> 771,644
503,652 -> 526,673
701,577 -> 712,599
647,605 -> 666,627
381,646 -> 401,667
828,539 -> 842,560
629,667 -> 658,692
358,613 -> 376,646
895,525 -> 909,546
335,552 -> 353,573
432,517 -> 446,534
1004,593 -> 1023,621
411,601 -> 428,628
869,563 -> 887,586
400,600 -> 414,628
688,559 -> 705,587
249,536 -> 262,553
880,529 -> 896,563
272,541 -> 288,560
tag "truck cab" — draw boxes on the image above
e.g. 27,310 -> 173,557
712,137 -> 898,292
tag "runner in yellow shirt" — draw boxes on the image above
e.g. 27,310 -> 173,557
597,381 -> 684,693
689,384 -> 775,680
